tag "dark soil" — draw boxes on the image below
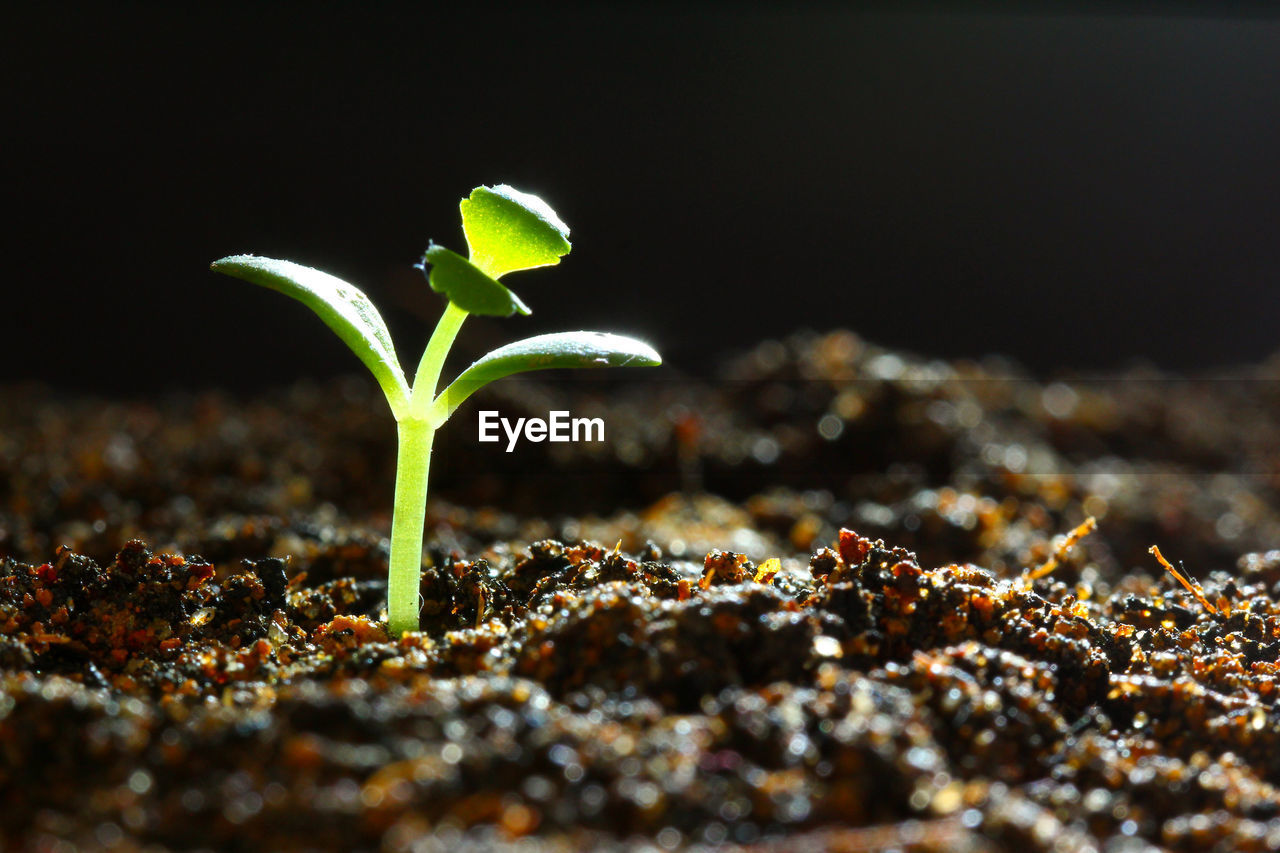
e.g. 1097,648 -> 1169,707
3,330 -> 1280,851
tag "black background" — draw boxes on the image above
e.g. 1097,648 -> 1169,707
7,3 -> 1280,393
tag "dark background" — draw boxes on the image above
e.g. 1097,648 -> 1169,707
7,3 -> 1280,393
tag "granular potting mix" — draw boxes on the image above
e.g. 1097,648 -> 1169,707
3,330 -> 1280,851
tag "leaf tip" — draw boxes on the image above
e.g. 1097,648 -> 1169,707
210,253 -> 260,273
611,333 -> 662,367
487,184 -> 571,242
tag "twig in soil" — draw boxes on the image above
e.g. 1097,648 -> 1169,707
1025,516 -> 1097,580
1148,544 -> 1223,616
475,585 -> 488,629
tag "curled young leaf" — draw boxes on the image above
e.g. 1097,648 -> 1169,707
429,331 -> 661,427
461,185 -> 572,279
211,255 -> 410,415
420,244 -> 531,317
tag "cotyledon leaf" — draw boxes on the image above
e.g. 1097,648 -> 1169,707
420,244 -> 531,317
428,331 -> 661,428
461,185 -> 572,279
210,255 -> 410,415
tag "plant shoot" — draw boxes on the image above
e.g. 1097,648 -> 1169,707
211,185 -> 661,634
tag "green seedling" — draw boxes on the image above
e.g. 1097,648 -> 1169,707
211,185 -> 661,635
